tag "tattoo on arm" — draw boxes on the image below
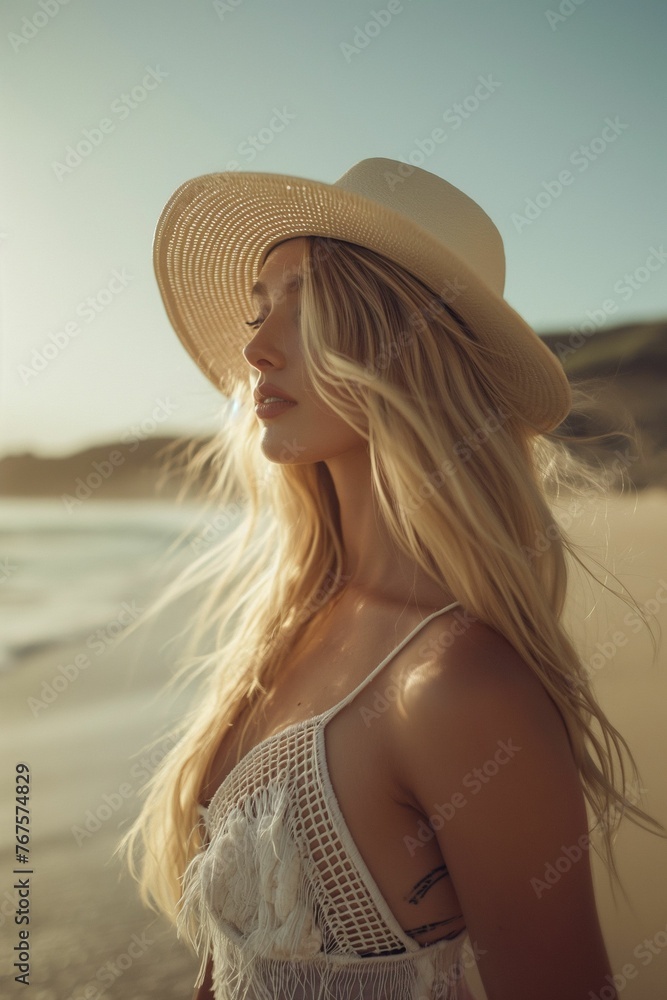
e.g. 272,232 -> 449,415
405,913 -> 464,940
406,863 -> 449,905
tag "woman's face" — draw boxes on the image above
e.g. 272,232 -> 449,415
242,237 -> 367,466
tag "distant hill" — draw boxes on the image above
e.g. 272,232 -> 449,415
1,319 -> 665,498
0,436 -> 197,502
540,319 -> 667,489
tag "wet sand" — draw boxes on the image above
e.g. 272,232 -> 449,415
1,492 -> 666,999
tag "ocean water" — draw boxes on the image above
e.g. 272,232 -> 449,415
0,498 -> 229,671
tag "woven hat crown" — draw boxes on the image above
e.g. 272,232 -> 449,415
153,157 -> 571,432
334,158 -> 506,296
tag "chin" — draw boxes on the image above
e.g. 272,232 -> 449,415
259,435 -> 313,465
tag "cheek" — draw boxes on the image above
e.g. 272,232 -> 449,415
304,406 -> 367,459
302,391 -> 362,438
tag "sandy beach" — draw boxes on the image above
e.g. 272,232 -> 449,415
1,490 -> 666,999
0,557 -> 203,998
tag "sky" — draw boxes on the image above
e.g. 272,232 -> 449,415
1,0 -> 666,458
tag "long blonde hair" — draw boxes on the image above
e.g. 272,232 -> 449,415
117,234 -> 666,927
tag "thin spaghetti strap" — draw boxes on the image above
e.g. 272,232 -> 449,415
321,600 -> 461,723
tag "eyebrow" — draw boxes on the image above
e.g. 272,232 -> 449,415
251,272 -> 303,301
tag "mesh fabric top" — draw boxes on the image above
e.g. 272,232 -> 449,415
178,601 -> 477,999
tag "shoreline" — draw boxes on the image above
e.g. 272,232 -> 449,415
1,490 -> 666,998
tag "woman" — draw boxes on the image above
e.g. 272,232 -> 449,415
121,158 -> 665,999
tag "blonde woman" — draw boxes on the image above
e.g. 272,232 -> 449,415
121,158 -> 665,1000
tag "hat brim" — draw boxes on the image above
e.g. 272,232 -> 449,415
153,170 -> 571,433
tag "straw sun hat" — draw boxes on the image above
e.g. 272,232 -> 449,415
153,157 -> 571,433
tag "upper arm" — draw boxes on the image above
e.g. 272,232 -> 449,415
393,621 -> 614,1000
192,954 -> 214,999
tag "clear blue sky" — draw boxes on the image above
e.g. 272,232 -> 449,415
1,0 -> 665,457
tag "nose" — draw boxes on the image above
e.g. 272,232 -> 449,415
243,340 -> 278,375
243,322 -> 285,374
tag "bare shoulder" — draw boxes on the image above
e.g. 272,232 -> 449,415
388,614 -> 613,999
391,613 -> 581,819
391,614 -> 573,784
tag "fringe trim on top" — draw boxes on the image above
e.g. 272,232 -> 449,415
178,779 -> 323,987
178,776 -> 473,998
207,942 -> 475,1000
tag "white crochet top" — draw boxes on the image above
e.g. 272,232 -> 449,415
178,601 -> 477,999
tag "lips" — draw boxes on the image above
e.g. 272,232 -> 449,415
253,382 -> 297,404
